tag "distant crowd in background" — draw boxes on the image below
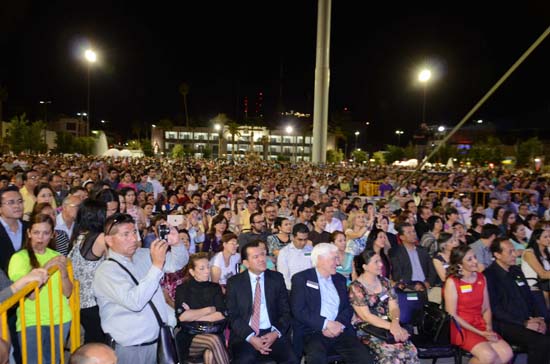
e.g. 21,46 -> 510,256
2,154 -> 550,364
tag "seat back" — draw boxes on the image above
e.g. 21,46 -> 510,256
394,281 -> 427,326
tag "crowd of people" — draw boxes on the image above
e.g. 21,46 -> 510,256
1,154 -> 550,363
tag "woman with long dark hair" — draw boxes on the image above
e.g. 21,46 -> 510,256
8,214 -> 72,364
445,245 -> 512,363
175,253 -> 229,364
67,198 -> 108,343
201,214 -> 228,255
522,228 -> 550,308
420,215 -> 444,257
266,217 -> 292,258
365,228 -> 391,279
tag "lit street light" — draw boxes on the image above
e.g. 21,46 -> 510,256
395,129 -> 404,145
39,100 -> 52,123
285,125 -> 295,162
477,119 -> 483,124
84,48 -> 97,136
418,68 -> 432,123
214,123 -> 222,158
354,131 -> 360,151
437,126 -> 445,132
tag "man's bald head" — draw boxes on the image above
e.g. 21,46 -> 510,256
69,343 -> 117,364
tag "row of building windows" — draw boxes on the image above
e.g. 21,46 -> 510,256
164,143 -> 311,154
164,131 -> 313,145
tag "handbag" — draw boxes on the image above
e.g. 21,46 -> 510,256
109,258 -> 180,364
180,319 -> 227,335
356,322 -> 396,344
421,301 -> 450,344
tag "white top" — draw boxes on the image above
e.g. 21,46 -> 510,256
277,243 -> 313,290
521,248 -> 550,287
210,251 -> 240,285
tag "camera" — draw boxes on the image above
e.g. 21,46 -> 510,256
158,224 -> 170,241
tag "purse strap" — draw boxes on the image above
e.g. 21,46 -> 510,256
108,258 -> 164,328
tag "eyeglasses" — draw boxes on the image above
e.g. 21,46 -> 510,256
253,220 -> 266,224
105,214 -> 134,235
2,199 -> 24,206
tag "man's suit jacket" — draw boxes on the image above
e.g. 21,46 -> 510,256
0,220 -> 28,273
290,268 -> 354,336
389,244 -> 437,286
226,269 -> 292,345
54,189 -> 69,207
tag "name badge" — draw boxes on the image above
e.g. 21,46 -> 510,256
406,293 -> 418,301
304,252 -> 311,256
516,280 -> 525,287
306,280 -> 319,290
460,284 -> 473,293
380,293 -> 389,302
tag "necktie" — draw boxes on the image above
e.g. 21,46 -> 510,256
251,276 -> 261,335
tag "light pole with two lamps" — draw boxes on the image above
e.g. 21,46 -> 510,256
39,100 -> 52,123
395,130 -> 404,146
418,69 -> 431,123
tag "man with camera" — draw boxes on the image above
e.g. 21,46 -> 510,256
93,213 -> 189,364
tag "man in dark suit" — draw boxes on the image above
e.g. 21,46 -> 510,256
0,185 -> 28,364
485,238 -> 550,364
50,174 -> 69,207
389,223 -> 437,288
290,243 -> 374,364
226,240 -> 298,364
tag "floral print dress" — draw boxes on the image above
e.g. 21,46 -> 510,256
349,278 -> 420,364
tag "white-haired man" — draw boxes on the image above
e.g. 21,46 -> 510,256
290,243 -> 373,363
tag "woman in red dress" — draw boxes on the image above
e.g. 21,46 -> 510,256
444,245 -> 512,364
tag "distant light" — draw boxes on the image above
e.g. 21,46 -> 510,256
214,124 -> 221,131
477,119 -> 483,124
344,107 -> 349,112
39,100 -> 51,104
365,122 -> 370,126
349,159 -> 353,162
357,148 -> 361,151
91,131 -> 99,135
395,130 -> 404,135
101,120 -> 106,123
285,125 -> 293,134
418,69 -> 432,83
85,49 -> 97,63
369,159 -> 376,162
438,126 -> 445,132
354,131 -> 360,136
152,124 -> 157,128
535,158 -> 541,163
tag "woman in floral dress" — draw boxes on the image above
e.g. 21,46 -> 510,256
349,249 -> 420,364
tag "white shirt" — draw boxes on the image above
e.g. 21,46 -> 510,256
147,177 -> 164,200
277,243 -> 312,290
210,252 -> 240,285
55,213 -> 74,240
325,217 -> 343,234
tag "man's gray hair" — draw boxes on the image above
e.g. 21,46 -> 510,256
311,243 -> 338,267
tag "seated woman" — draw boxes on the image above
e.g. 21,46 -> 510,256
432,232 -> 459,282
210,232 -> 240,291
508,222 -> 528,265
266,217 -> 293,259
445,245 -> 513,364
349,249 -> 420,364
175,253 -> 230,364
331,230 -> 353,281
522,228 -> 550,308
420,215 -> 444,257
365,228 -> 391,279
8,214 -> 72,364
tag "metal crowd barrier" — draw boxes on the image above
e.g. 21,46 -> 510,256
359,180 -> 383,196
0,263 -> 81,364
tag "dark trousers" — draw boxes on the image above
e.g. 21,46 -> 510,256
304,332 -> 374,364
8,310 -> 22,364
232,329 -> 298,364
499,322 -> 550,364
80,306 -> 105,344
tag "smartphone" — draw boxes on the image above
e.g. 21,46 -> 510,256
167,215 -> 184,227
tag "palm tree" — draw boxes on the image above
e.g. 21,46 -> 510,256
178,83 -> 190,128
260,135 -> 270,160
226,121 -> 241,160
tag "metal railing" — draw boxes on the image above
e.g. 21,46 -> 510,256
0,263 -> 81,364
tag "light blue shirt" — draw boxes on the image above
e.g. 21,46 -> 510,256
247,271 -> 271,330
405,246 -> 426,282
0,217 -> 22,251
316,269 -> 340,330
93,244 -> 188,346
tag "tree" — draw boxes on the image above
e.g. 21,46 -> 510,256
352,149 -> 368,163
373,151 -> 386,165
468,136 -> 503,166
6,114 -> 30,153
178,82 -> 190,128
172,144 -> 184,159
73,136 -> 95,155
385,145 -> 405,164
141,139 -> 153,157
516,137 -> 543,167
28,121 -> 48,153
226,121 -> 241,160
326,149 -> 344,163
403,142 -> 416,160
127,140 -> 141,150
260,135 -> 270,160
54,131 -> 76,153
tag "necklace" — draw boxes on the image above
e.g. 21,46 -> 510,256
359,276 -> 380,292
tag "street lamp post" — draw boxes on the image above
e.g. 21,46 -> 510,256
286,125 -> 295,162
84,49 -> 97,136
39,100 -> 52,123
418,69 -> 431,123
395,130 -> 404,145
354,131 -> 360,151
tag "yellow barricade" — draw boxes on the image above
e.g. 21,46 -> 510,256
359,180 -> 383,196
0,263 -> 81,364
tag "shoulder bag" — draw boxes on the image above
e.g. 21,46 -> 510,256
109,258 -> 180,364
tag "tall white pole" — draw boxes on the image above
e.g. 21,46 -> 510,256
312,0 -> 331,164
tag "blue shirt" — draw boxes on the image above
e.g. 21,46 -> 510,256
245,271 -> 281,341
316,269 -> 341,329
405,246 -> 426,282
0,217 -> 22,251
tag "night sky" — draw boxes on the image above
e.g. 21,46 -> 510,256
1,1 -> 549,148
